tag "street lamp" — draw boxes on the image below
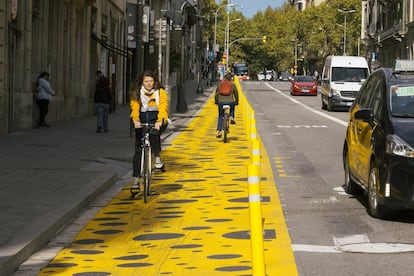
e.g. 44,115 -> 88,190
291,39 -> 300,76
214,4 -> 234,55
213,3 -> 234,82
225,5 -> 242,71
225,18 -> 241,68
338,8 -> 356,55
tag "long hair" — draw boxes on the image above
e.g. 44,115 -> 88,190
129,70 -> 162,101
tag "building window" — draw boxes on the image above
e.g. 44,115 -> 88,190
102,14 -> 108,34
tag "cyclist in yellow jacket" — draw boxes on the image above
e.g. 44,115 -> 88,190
129,70 -> 169,189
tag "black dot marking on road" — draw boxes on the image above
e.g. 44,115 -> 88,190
223,229 -> 276,240
228,196 -> 270,203
207,254 -> 242,259
223,230 -> 250,240
224,206 -> 248,210
73,239 -> 104,245
70,250 -> 104,255
133,233 -> 185,241
205,218 -> 233,222
170,244 -> 202,249
114,255 -> 148,260
92,230 -> 123,235
182,226 -> 211,230
215,265 -> 251,271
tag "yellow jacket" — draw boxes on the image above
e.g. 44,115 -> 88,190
130,88 -> 169,124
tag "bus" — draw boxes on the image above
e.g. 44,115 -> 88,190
231,62 -> 250,81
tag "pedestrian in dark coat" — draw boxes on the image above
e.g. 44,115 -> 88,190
94,76 -> 112,132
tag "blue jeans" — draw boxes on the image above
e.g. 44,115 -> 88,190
217,102 -> 235,131
96,103 -> 110,130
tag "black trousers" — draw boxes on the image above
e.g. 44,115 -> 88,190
132,124 -> 167,177
36,99 -> 50,125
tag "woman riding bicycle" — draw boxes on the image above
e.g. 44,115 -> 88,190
130,70 -> 169,189
214,73 -> 239,138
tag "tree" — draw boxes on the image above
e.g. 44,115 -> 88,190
203,0 -> 363,77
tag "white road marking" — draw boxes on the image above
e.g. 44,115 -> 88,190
264,82 -> 348,127
292,244 -> 340,253
333,186 -> 347,195
310,196 -> 338,204
262,85 -> 414,255
294,234 -> 414,254
334,234 -> 370,247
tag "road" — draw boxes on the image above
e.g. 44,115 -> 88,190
241,80 -> 414,276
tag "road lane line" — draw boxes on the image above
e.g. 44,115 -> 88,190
264,82 -> 348,127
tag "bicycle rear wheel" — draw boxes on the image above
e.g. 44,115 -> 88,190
142,146 -> 151,203
223,113 -> 229,143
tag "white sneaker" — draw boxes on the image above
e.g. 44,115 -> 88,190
154,156 -> 164,169
131,177 -> 141,189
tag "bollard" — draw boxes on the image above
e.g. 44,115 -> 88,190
250,117 -> 257,140
248,164 -> 266,275
251,139 -> 261,167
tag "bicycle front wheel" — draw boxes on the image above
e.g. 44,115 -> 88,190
142,145 -> 151,203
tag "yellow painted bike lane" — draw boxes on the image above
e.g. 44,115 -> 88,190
38,90 -> 298,275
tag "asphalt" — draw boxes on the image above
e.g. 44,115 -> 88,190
0,84 -> 214,276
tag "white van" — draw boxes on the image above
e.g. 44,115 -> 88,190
321,55 -> 370,111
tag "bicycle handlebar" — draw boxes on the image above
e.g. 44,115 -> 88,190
139,123 -> 156,128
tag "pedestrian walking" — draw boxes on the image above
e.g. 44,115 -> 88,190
35,71 -> 55,127
94,75 -> 112,132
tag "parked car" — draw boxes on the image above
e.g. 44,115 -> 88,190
343,59 -> 414,219
279,71 -> 292,81
290,75 -> 318,96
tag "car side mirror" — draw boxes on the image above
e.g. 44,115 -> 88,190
355,108 -> 374,122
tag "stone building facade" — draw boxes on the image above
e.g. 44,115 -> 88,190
0,0 -> 127,135
362,0 -> 414,68
0,0 -> 207,135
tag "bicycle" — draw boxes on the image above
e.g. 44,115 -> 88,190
222,104 -> 231,143
130,123 -> 165,202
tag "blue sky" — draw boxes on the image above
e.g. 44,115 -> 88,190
223,0 -> 286,18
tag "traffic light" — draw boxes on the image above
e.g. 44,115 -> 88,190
262,35 -> 267,43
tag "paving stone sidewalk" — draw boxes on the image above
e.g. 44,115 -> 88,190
0,85 -> 215,276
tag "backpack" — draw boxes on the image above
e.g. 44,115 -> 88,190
219,80 -> 233,96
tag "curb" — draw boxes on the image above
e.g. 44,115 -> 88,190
1,172 -> 117,276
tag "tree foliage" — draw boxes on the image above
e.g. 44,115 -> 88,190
206,0 -> 363,76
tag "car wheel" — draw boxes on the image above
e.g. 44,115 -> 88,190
343,151 -> 363,195
321,95 -> 327,110
368,164 -> 390,219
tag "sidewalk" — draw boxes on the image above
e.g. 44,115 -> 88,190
0,85 -> 215,276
